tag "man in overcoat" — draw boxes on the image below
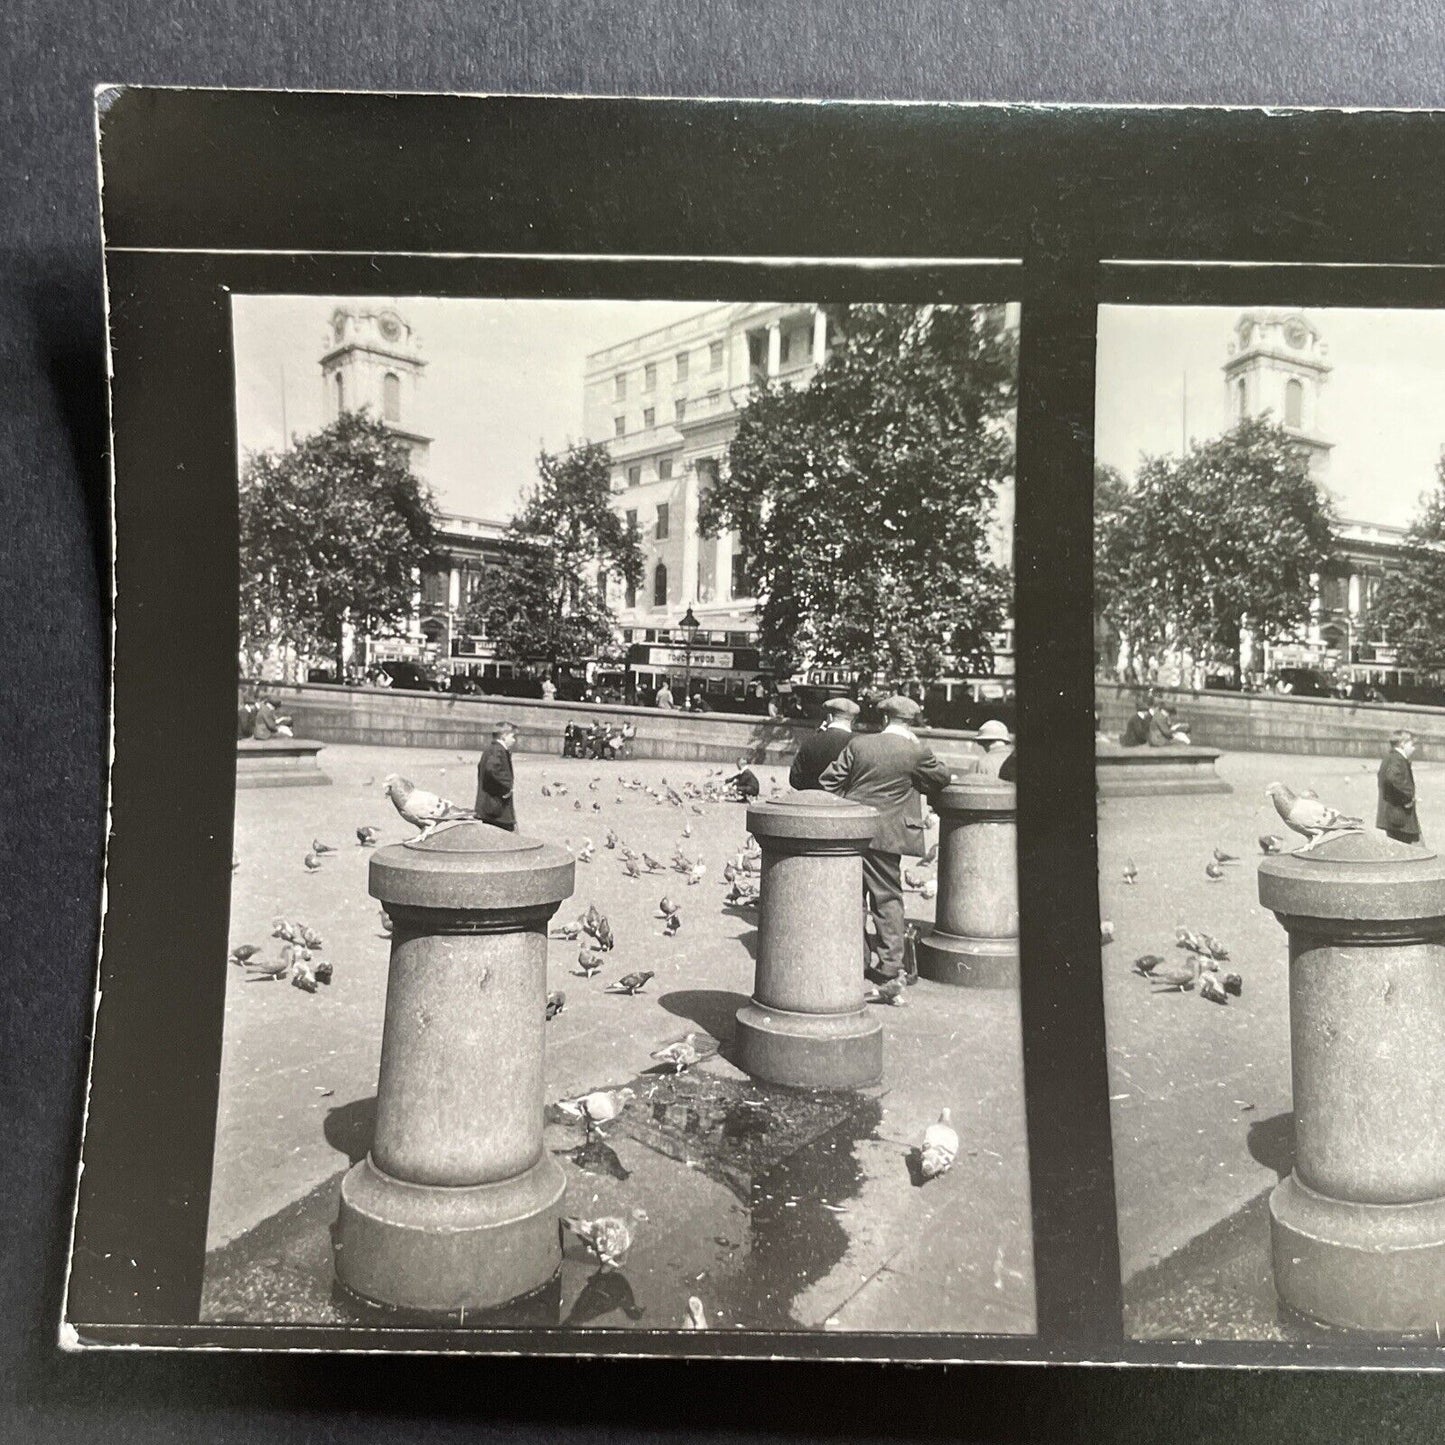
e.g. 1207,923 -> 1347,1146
820,695 -> 952,983
788,697 -> 860,791
1377,729 -> 1422,844
475,720 -> 519,831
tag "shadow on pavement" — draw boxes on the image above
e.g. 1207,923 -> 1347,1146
1247,1110 -> 1295,1179
324,1095 -> 376,1165
658,988 -> 750,1054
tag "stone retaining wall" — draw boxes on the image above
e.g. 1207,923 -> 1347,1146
1097,680 -> 1445,760
246,681 -> 990,772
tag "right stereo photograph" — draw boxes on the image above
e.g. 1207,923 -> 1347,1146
1095,303 -> 1445,1343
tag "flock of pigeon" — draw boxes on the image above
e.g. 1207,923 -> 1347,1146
1111,778 -> 1367,1008
231,756 -> 962,1312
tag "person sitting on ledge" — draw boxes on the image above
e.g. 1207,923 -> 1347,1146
972,718 -> 1015,778
250,695 -> 294,740
1147,697 -> 1185,747
1120,693 -> 1152,747
725,756 -> 762,801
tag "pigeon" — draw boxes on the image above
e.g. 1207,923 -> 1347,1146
1264,782 -> 1364,851
650,1032 -> 716,1073
383,774 -> 475,839
591,801 -> 602,813
303,852 -> 323,872
574,799 -> 583,812
594,917 -> 615,952
663,914 -> 681,937
919,1109 -> 959,1181
687,862 -> 706,886
541,784 -> 553,797
313,959 -> 334,985
1200,932 -> 1229,961
1100,921 -> 1115,945
1212,847 -> 1239,864
291,962 -> 318,993
684,1296 -> 708,1330
1199,975 -> 1228,1005
1223,972 -> 1244,997
553,917 -> 584,940
722,862 -> 737,883
904,868 -> 929,891
657,897 -> 679,917
1149,957 -> 1202,992
583,904 -> 603,938
623,856 -> 642,879
681,821 -> 693,838
672,849 -> 697,874
557,1087 -> 635,1129
1175,926 -> 1207,955
619,844 -> 640,863
576,948 -> 604,978
229,944 -> 261,964
1259,833 -> 1285,854
553,783 -> 568,796
577,839 -> 595,864
299,924 -> 323,950
919,842 -> 939,866
607,970 -> 654,995
312,838 -> 337,855
1122,859 -> 1138,885
545,989 -> 567,1021
356,825 -> 382,847
918,878 -> 938,900
562,1212 -> 643,1268
246,956 -> 291,980
1132,954 -> 1166,977
1205,860 -> 1226,881
605,829 -> 619,850
589,778 -> 600,791
865,976 -> 907,1006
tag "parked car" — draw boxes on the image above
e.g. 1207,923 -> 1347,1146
376,661 -> 445,691
1270,668 -> 1337,698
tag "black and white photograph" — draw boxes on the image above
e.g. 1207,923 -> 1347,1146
1094,304 -> 1445,1341
204,292 -> 1033,1335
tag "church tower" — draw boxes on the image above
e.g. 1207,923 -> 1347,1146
1222,311 -> 1333,480
320,304 -> 432,473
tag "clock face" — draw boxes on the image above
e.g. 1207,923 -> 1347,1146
379,314 -> 402,342
1284,319 -> 1308,349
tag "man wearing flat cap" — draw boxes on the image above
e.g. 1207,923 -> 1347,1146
475,720 -> 519,831
789,696 -> 860,792
820,695 -> 952,984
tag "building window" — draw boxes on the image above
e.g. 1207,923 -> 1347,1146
656,503 -> 670,540
709,339 -> 724,371
748,331 -> 767,381
614,415 -> 626,438
1236,377 -> 1246,419
676,351 -> 689,382
674,398 -> 687,424
335,372 -> 345,415
382,372 -> 401,423
658,458 -> 673,481
615,373 -> 627,401
696,457 -> 719,488
627,464 -> 641,488
653,563 -> 668,608
731,550 -> 752,600
625,576 -> 637,609
1285,377 -> 1304,429
643,406 -> 655,429
625,508 -> 638,534
644,362 -> 656,391
779,330 -> 792,365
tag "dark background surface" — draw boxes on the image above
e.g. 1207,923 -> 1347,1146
12,3 -> 1445,1440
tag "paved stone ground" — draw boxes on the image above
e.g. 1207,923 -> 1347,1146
1099,746 -> 1445,1341
205,743 -> 1034,1335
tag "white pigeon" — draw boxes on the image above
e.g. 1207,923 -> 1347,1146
1264,782 -> 1364,851
556,1086 -> 636,1130
383,773 -> 475,839
919,1108 -> 959,1181
684,1296 -> 708,1330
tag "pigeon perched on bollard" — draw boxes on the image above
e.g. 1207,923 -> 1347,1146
1264,782 -> 1364,851
383,774 -> 476,840
919,1109 -> 959,1181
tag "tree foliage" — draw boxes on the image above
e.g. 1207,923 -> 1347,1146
700,303 -> 1016,680
467,441 -> 644,671
1367,460 -> 1445,673
239,410 -> 440,673
1094,416 -> 1335,683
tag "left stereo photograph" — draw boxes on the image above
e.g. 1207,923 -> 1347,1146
71,286 -> 1035,1350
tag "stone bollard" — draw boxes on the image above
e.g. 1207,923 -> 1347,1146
333,821 -> 574,1316
1259,832 -> 1445,1334
917,777 -> 1018,988
735,790 -> 882,1090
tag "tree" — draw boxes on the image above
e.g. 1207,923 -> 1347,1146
467,441 -> 643,674
239,410 -> 441,677
1094,416 -> 1336,686
700,304 -> 1016,681
1366,461 -> 1445,673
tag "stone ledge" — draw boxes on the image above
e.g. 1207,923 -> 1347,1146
237,737 -> 331,789
1096,741 -> 1232,798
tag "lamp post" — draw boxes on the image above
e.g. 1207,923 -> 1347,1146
680,604 -> 700,708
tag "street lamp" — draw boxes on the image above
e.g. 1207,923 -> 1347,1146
680,605 -> 700,707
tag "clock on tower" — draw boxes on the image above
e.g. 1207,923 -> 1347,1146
1222,310 -> 1333,480
319,304 -> 432,473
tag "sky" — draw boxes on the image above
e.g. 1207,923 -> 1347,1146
232,296 -> 717,520
1095,305 -> 1445,529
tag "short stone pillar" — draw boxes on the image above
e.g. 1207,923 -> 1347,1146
917,777 -> 1018,988
333,821 -> 574,1316
735,791 -> 882,1090
1259,832 -> 1445,1334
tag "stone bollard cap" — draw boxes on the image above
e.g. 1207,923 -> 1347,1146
935,775 -> 1016,817
747,789 -> 879,844
1258,830 -> 1445,924
370,821 -> 575,912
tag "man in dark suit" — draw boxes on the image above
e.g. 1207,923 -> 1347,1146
821,695 -> 952,984
789,697 -> 860,791
1377,729 -> 1422,844
1120,694 -> 1152,747
475,720 -> 519,831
